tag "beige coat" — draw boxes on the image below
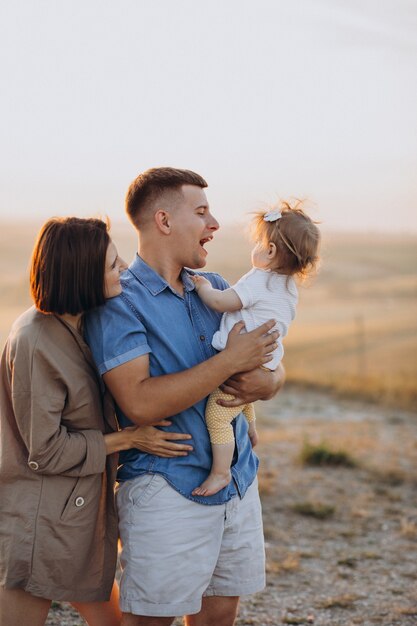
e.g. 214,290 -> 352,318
0,307 -> 118,602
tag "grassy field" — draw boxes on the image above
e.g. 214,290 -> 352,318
1,221 -> 416,410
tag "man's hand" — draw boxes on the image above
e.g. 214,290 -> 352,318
218,362 -> 286,406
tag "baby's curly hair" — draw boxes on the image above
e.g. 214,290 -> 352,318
251,200 -> 320,278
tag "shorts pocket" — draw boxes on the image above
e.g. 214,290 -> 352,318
118,474 -> 166,527
123,473 -> 164,509
133,474 -> 158,507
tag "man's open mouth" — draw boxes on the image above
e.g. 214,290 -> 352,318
199,236 -> 213,250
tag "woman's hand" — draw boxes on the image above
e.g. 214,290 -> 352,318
104,420 -> 193,457
124,420 -> 193,458
223,320 -> 279,373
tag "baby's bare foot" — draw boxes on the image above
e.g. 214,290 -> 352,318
192,471 -> 232,497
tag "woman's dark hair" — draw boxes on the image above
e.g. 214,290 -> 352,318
30,217 -> 110,315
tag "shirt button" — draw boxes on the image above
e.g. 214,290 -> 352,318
200,335 -> 205,341
28,461 -> 39,470
75,497 -> 85,507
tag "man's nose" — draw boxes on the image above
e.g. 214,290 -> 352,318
208,213 -> 219,231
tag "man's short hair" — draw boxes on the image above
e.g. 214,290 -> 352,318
125,167 -> 208,229
30,217 -> 110,315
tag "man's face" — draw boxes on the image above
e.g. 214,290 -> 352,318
169,184 -> 219,269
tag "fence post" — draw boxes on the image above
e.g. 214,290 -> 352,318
355,314 -> 366,380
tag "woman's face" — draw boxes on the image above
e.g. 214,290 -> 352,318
104,241 -> 128,299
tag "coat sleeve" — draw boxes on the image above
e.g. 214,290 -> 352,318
10,333 -> 107,478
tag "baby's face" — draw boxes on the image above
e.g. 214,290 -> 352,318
251,241 -> 271,269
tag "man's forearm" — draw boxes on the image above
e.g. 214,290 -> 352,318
105,351 -> 236,426
104,319 -> 279,425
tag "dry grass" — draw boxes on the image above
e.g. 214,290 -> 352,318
368,467 -> 407,487
317,593 -> 362,609
257,468 -> 279,496
400,516 -> 417,539
266,552 -> 301,575
300,440 -> 356,468
292,501 -> 335,520
282,616 -> 314,625
395,607 -> 417,617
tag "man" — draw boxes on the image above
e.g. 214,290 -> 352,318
86,168 -> 284,626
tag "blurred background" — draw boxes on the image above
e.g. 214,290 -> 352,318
1,0 -> 416,410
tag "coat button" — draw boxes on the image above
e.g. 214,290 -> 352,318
28,461 -> 39,470
75,497 -> 85,507
200,335 -> 205,341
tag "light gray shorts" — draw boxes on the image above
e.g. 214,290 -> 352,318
116,474 -> 265,617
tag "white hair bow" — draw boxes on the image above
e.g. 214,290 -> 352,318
263,209 -> 282,222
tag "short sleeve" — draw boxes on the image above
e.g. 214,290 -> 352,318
85,294 -> 151,375
230,270 -> 261,309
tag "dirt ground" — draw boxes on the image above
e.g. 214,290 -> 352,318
46,386 -> 417,626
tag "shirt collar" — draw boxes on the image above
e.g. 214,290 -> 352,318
128,254 -> 196,296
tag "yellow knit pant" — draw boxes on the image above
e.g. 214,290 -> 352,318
205,387 -> 256,445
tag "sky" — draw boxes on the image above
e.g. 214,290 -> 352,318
0,0 -> 416,232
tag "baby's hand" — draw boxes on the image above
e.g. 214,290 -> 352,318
191,274 -> 212,292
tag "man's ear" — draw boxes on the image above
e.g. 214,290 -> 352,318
154,209 -> 171,234
268,242 -> 277,259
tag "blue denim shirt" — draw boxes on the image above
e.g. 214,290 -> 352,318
85,255 -> 259,505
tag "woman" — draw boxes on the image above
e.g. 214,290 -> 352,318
0,217 -> 192,626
